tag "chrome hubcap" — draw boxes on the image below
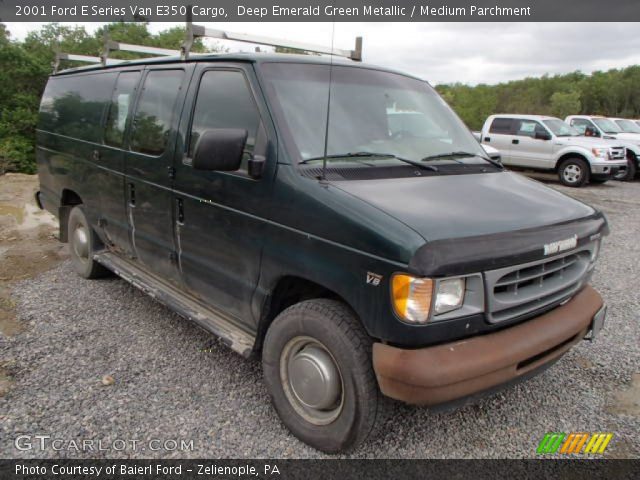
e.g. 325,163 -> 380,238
280,336 -> 344,425
72,225 -> 89,262
563,164 -> 582,183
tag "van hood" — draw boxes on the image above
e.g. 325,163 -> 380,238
333,171 -> 606,275
334,171 -> 595,242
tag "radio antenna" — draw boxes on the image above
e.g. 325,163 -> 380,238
320,22 -> 336,184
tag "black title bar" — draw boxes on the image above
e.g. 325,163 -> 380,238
2,0 -> 640,22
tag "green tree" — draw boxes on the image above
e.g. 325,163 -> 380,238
550,90 -> 582,119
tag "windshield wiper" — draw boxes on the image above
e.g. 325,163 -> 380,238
420,151 -> 504,170
299,152 -> 438,171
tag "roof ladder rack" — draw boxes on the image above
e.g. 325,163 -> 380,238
53,52 -> 124,73
101,34 -> 181,65
182,18 -> 362,62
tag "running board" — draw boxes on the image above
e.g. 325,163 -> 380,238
94,252 -> 255,357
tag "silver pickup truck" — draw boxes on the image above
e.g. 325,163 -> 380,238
566,115 -> 640,181
481,114 -> 627,187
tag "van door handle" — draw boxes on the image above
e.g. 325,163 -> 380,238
176,198 -> 184,224
484,137 -> 491,142
512,139 -> 520,144
128,183 -> 135,207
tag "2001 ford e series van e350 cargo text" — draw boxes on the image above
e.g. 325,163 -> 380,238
36,45 -> 608,453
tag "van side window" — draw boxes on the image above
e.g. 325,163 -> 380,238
188,70 -> 260,170
130,70 -> 184,155
489,118 -> 513,134
104,71 -> 141,148
38,73 -> 116,143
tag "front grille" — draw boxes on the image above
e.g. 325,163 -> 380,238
609,146 -> 626,160
484,245 -> 595,324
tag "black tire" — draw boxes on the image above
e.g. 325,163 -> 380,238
614,154 -> 637,181
67,205 -> 110,279
262,299 -> 388,453
558,158 -> 590,187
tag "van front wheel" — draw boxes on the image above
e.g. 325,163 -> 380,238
68,206 -> 110,279
262,299 -> 387,453
558,158 -> 589,187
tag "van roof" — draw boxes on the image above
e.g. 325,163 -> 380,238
52,52 -> 419,80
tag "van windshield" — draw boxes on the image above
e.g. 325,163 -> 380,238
260,63 -> 486,166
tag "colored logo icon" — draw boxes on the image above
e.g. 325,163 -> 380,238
537,432 -> 614,455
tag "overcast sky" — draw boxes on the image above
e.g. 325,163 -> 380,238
5,22 -> 640,85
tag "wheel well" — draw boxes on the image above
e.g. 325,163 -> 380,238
254,276 -> 345,353
555,153 -> 590,172
58,189 -> 83,242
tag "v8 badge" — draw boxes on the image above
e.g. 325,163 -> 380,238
366,272 -> 382,286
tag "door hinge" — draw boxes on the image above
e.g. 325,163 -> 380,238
167,166 -> 176,179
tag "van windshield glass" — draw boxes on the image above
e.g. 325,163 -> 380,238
593,118 -> 621,134
542,119 -> 580,137
261,63 -> 485,165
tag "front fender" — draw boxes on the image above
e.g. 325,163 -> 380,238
553,146 -> 594,168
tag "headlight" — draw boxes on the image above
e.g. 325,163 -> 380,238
391,274 -> 467,324
434,278 -> 466,315
391,274 -> 433,324
592,148 -> 608,159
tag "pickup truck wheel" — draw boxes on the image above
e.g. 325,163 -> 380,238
68,206 -> 110,279
262,299 -> 388,453
558,158 -> 589,187
614,155 -> 637,181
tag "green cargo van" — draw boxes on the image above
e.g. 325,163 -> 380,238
36,50 -> 607,453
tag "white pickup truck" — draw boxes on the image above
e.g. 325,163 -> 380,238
481,114 -> 627,187
565,115 -> 640,181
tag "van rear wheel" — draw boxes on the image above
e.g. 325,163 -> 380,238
558,158 -> 589,187
262,299 -> 388,453
68,205 -> 110,279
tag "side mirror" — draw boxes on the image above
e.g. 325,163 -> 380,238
535,130 -> 551,140
248,155 -> 266,179
192,128 -> 247,171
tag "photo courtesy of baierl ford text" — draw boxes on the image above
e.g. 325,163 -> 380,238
0,0 -> 638,478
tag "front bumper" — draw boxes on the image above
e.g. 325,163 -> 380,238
372,284 -> 604,406
591,162 -> 624,178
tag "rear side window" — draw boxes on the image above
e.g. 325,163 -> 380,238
188,70 -> 260,168
489,118 -> 513,134
130,70 -> 184,155
104,71 -> 140,148
38,72 -> 116,143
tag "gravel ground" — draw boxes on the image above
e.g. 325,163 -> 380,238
0,178 -> 638,459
